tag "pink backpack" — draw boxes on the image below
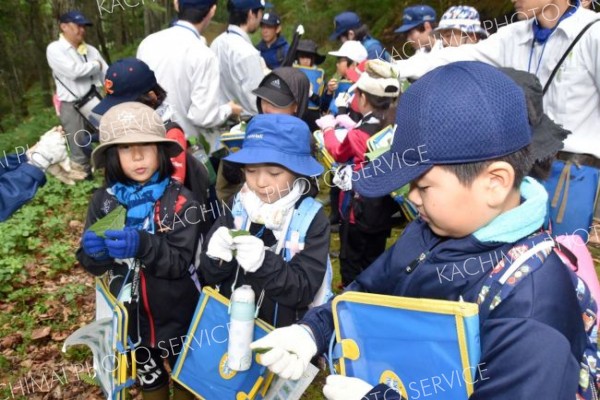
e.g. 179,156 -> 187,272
555,234 -> 600,330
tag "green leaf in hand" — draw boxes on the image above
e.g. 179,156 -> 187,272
230,229 -> 250,238
89,206 -> 126,238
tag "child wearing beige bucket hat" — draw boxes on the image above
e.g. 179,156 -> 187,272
77,102 -> 202,399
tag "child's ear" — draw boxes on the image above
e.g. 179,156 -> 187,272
483,161 -> 516,208
276,25 -> 282,35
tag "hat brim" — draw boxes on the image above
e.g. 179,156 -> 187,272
92,93 -> 140,116
394,22 -> 422,33
353,149 -> 432,198
252,86 -> 295,108
91,135 -> 183,169
224,147 -> 324,177
434,25 -> 489,38
329,28 -> 346,41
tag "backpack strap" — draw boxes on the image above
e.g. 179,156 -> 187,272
283,197 -> 322,261
231,193 -> 249,231
477,232 -> 555,321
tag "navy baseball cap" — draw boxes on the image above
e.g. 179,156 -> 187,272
329,11 -> 362,41
225,114 -> 324,177
354,61 -> 532,198
178,0 -> 218,9
394,5 -> 436,33
260,12 -> 281,26
59,10 -> 92,26
230,0 -> 268,12
92,58 -> 158,116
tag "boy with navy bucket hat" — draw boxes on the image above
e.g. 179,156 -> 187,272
249,62 -> 594,399
198,114 -> 332,329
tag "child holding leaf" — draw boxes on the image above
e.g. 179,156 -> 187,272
198,114 -> 331,328
76,102 -> 200,400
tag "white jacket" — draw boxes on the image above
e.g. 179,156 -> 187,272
137,21 -> 232,140
395,7 -> 600,158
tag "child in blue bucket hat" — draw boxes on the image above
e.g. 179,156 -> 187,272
198,114 -> 332,328
250,62 -> 593,399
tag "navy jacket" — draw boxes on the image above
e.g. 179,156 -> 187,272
302,218 -> 586,399
256,36 -> 289,70
0,153 -> 46,222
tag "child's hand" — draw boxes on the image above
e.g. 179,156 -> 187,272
250,324 -> 317,380
323,375 -> 374,400
105,228 -> 140,259
335,114 -> 357,130
232,235 -> 265,273
316,114 -> 336,131
206,226 -> 234,262
82,230 -> 109,261
327,78 -> 339,94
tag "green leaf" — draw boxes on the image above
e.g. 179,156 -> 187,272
230,229 -> 251,238
88,206 -> 126,238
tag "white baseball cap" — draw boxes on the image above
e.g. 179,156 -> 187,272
328,40 -> 368,63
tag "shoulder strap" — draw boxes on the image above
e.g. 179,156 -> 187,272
283,197 -> 322,261
477,232 -> 555,321
52,73 -> 79,98
543,19 -> 600,95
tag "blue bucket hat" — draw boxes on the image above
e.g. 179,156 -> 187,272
354,61 -> 532,198
225,114 -> 324,177
59,10 -> 92,26
329,11 -> 362,41
92,58 -> 158,116
394,5 -> 436,33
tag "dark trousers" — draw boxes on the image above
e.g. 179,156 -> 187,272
339,221 -> 389,287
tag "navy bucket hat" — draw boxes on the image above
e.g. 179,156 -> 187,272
354,61 -> 532,198
225,114 -> 324,177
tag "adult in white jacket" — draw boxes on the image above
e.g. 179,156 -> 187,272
137,0 -> 242,152
387,0 -> 600,160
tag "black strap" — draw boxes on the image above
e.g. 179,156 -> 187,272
543,18 -> 600,95
53,73 -> 79,99
555,241 -> 579,271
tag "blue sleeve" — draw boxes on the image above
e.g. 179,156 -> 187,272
0,156 -> 46,222
300,245 -> 397,353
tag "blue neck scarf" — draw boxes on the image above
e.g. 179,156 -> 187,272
111,172 -> 169,233
532,2 -> 578,44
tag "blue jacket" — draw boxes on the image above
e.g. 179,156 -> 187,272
0,153 -> 46,222
301,179 -> 586,399
256,36 -> 289,70
362,36 -> 390,61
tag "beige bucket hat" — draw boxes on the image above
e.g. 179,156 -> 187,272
92,102 -> 183,168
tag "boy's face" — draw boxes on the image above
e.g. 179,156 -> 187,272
407,165 -> 518,238
438,29 -> 478,47
260,24 -> 280,44
244,163 -> 296,203
260,98 -> 297,115
335,57 -> 352,77
407,24 -> 433,50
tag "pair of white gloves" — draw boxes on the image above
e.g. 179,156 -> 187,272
206,227 -> 266,273
250,324 -> 375,400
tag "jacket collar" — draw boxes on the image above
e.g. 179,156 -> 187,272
227,24 -> 252,44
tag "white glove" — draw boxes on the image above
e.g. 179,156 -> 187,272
27,127 -> 68,171
250,324 -> 317,380
233,235 -> 266,273
323,375 -> 374,400
206,227 -> 234,262
334,92 -> 351,109
316,114 -> 336,131
333,165 -> 353,191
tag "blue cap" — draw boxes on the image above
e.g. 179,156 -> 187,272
59,10 -> 92,26
230,0 -> 267,12
329,11 -> 362,41
178,0 -> 218,9
225,114 -> 324,177
394,5 -> 436,33
354,61 -> 532,197
260,11 -> 281,26
92,58 -> 158,116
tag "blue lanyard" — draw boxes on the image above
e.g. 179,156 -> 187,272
227,29 -> 243,38
174,22 -> 200,40
527,40 -> 549,76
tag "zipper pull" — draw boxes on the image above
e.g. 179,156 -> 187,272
405,252 -> 427,274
